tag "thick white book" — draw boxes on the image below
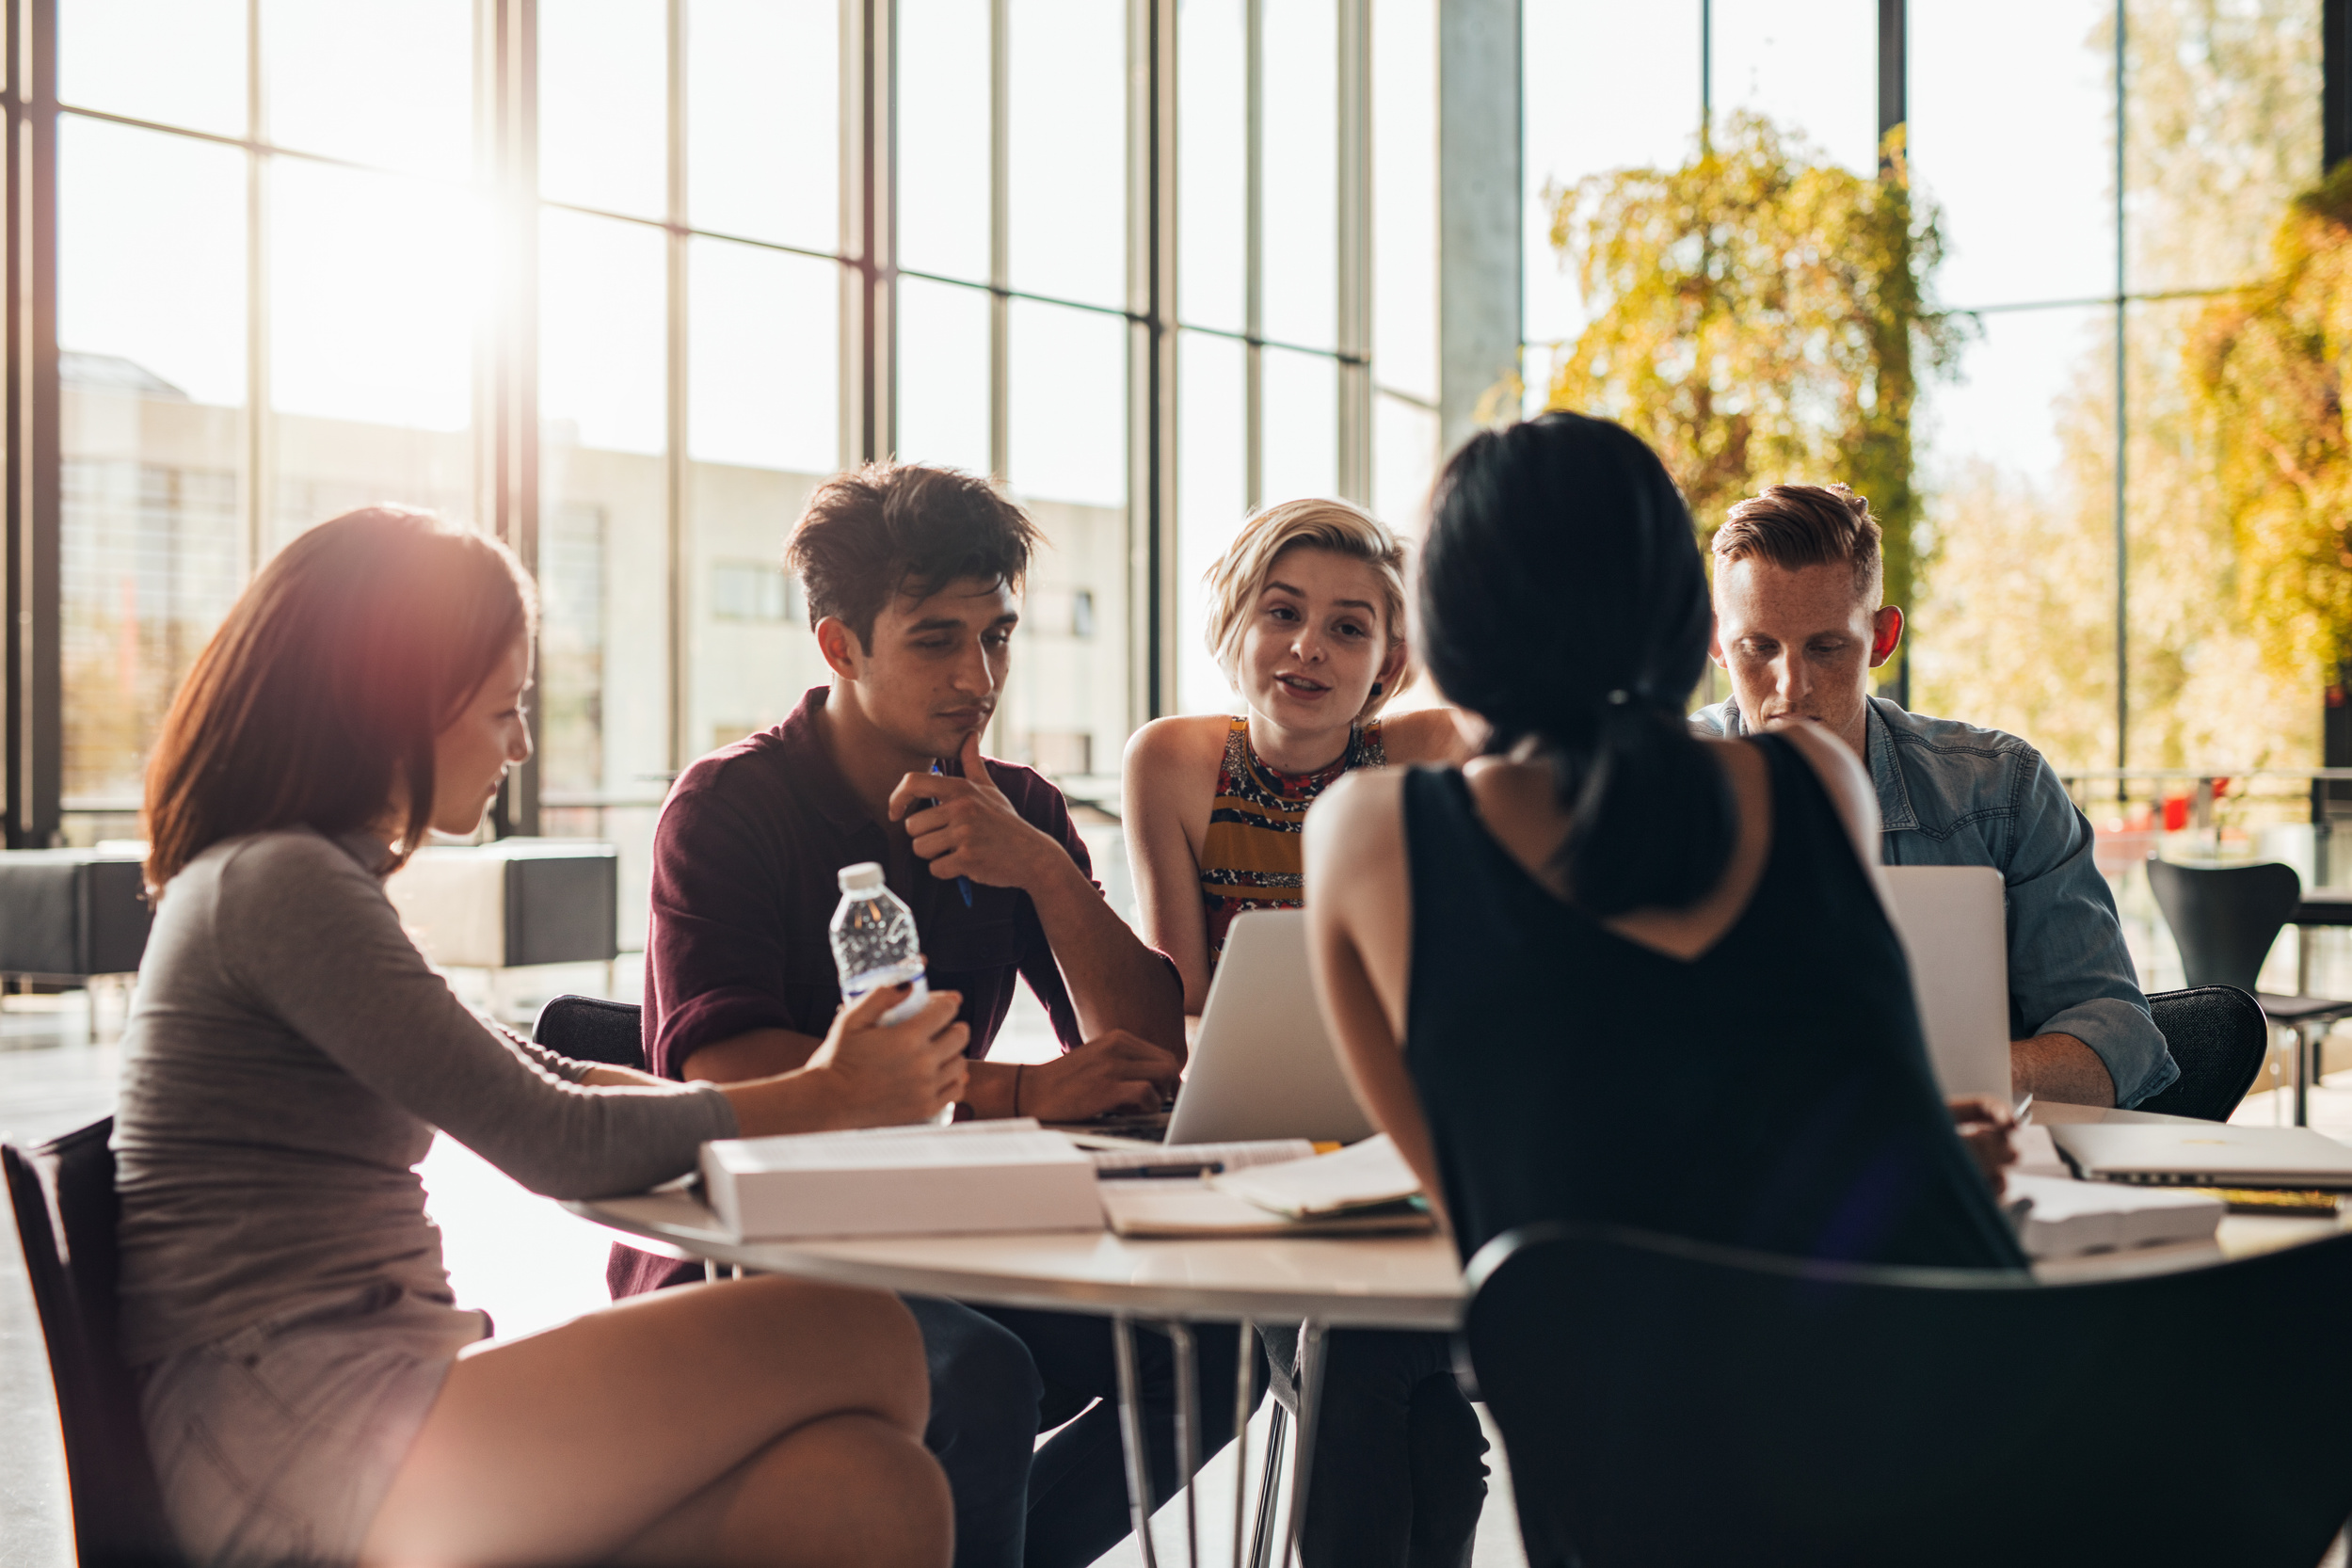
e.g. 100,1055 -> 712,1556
700,1125 -> 1103,1240
2005,1173 -> 2224,1258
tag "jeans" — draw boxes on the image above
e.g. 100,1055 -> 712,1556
907,1297 -> 1252,1568
1259,1325 -> 1489,1568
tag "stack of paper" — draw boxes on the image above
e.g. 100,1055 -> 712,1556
1088,1139 -> 1318,1179
2005,1173 -> 2224,1259
700,1121 -> 1102,1240
1207,1133 -> 1422,1217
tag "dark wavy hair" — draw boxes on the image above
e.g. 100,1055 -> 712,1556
1420,411 -> 1736,917
788,462 -> 1041,650
142,507 -> 536,893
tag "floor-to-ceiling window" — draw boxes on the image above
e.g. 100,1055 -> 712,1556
1521,0 -> 2326,776
24,0 -> 1442,952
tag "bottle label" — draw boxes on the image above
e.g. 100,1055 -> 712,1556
843,960 -> 930,1027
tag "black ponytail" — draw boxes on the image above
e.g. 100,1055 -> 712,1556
1420,411 -> 1736,918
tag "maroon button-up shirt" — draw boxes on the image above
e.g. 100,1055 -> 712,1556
608,684 -> 1099,1298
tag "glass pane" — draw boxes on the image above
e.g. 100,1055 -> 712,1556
541,207 -> 668,456
1177,0 -> 1246,331
59,0 -> 246,137
1000,301 -> 1128,782
1707,0 -> 1877,175
1008,0 -> 1125,310
1008,299 -> 1125,509
1371,392 -> 1436,537
540,207 -> 671,850
687,243 -> 837,774
540,0 -> 668,220
59,116 -> 247,809
2122,0 -> 2320,296
1371,0 -> 1435,403
263,0 -> 472,181
1176,329 -> 1244,713
896,0 -> 992,284
689,237 -> 840,473
1261,345 -> 1337,504
1521,1 -> 1701,365
687,0 -> 839,251
894,276 -> 992,473
1913,302 -> 2114,768
1261,0 -> 1336,349
1912,0 -> 2114,307
268,159 -> 482,547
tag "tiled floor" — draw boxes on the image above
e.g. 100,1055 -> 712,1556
0,987 -> 1528,1566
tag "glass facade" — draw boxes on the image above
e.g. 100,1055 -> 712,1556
1522,0 -> 2328,775
27,0 -> 1441,953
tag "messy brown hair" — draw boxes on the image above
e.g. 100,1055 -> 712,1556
786,462 -> 1041,650
142,507 -> 536,893
1711,483 -> 1884,605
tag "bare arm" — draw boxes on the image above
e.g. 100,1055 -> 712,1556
1377,706 -> 1483,767
715,985 -> 971,1135
893,729 -> 1184,1053
1302,770 -> 1450,1228
677,1026 -> 828,1085
1122,718 -> 1219,1014
2011,1032 -> 2115,1106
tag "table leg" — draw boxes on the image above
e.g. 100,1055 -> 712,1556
1277,1320 -> 1327,1568
1111,1314 -> 1160,1568
1170,1321 -> 1201,1567
1232,1321 -> 1256,1568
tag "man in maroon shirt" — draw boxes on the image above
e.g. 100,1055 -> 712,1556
613,464 -> 1240,1568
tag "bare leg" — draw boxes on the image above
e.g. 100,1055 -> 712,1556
360,1274 -> 950,1568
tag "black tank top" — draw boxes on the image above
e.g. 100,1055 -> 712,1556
1401,733 -> 2027,1271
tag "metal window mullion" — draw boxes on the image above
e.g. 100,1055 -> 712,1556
840,0 -> 870,468
665,0 -> 689,776
7,0 -> 58,846
1131,0 -> 1176,723
989,0 -> 1010,482
244,0 -> 267,582
866,0 -> 895,463
1242,0 -> 1261,510
1335,0 -> 1368,505
2113,0 -> 2127,784
491,0 -> 540,834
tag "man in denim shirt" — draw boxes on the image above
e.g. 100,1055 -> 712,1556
1692,484 -> 2177,1107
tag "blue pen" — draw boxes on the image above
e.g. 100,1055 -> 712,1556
930,759 -> 975,907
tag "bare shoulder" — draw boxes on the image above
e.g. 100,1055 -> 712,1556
1376,706 -> 1479,766
1123,713 -> 1232,772
1305,767 -> 1407,852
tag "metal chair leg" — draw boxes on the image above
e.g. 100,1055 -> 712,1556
1111,1315 -> 1160,1568
1248,1400 -> 1289,1568
1232,1321 -> 1256,1568
1277,1321 -> 1327,1568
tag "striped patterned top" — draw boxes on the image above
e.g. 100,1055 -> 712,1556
1197,713 -> 1386,969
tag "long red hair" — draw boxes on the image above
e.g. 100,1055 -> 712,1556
142,507 -> 536,894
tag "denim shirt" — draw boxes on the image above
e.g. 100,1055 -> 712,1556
1690,696 -> 2178,1107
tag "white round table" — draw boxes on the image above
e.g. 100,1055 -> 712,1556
568,1186 -> 1464,1568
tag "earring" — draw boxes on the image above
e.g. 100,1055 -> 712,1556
1369,682 -> 1384,696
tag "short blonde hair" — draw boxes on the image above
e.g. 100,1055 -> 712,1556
1201,498 -> 1416,720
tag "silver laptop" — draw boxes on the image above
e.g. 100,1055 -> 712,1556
1164,909 -> 1375,1145
1879,865 -> 2011,1101
2051,1122 -> 2352,1189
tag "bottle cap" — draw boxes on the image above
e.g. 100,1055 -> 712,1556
837,861 -> 885,893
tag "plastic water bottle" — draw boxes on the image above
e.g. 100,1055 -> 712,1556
829,862 -> 930,1027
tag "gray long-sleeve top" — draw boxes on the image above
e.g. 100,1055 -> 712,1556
113,827 -> 738,1365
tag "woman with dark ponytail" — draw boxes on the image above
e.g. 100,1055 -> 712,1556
1304,411 -> 2024,1272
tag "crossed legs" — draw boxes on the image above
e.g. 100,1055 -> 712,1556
360,1274 -> 952,1568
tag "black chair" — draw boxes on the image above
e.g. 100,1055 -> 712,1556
1465,1220 -> 2352,1568
2,1117 -> 180,1567
2145,856 -> 2352,1125
2136,984 -> 2270,1121
530,993 -> 647,1069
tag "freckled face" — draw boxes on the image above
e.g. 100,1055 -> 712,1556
1237,546 -> 1397,730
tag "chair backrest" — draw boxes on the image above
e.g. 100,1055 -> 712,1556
2136,985 -> 2270,1121
530,993 -> 647,1069
1464,1220 -> 2352,1568
3,1118 -> 178,1567
2145,856 -> 2302,993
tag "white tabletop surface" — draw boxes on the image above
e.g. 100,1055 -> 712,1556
570,1104 -> 2352,1321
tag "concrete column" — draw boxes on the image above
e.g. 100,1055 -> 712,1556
1437,0 -> 1521,456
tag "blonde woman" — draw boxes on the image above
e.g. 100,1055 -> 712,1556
1121,498 -> 1484,1568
